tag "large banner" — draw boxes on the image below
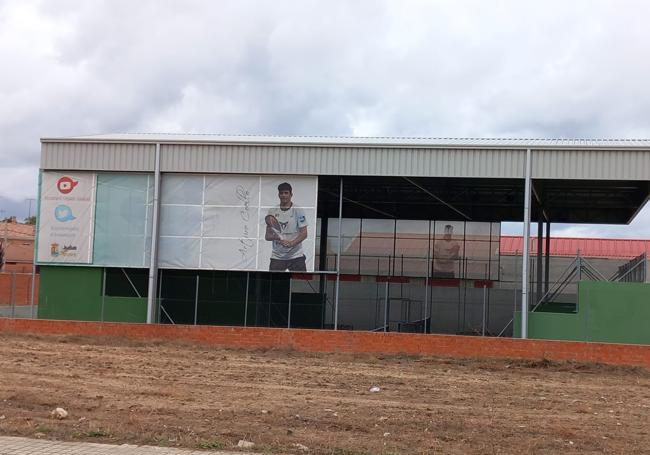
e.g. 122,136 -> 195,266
158,174 -> 318,272
37,172 -> 96,264
257,176 -> 317,272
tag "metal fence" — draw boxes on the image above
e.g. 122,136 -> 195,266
0,271 -> 38,318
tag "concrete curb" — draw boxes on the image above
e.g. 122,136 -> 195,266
0,436 -> 259,455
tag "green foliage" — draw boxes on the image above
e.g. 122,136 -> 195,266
85,429 -> 110,438
196,437 -> 225,449
35,424 -> 53,433
327,449 -> 372,455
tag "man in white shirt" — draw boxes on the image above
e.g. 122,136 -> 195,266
433,224 -> 460,278
265,182 -> 308,271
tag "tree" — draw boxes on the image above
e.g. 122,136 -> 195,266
24,216 -> 36,225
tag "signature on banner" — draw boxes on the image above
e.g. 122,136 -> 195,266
236,185 -> 255,262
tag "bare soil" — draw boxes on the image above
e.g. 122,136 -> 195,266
1,333 -> 650,454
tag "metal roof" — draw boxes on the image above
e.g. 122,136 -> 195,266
500,235 -> 650,258
41,133 -> 650,150
38,133 -> 650,225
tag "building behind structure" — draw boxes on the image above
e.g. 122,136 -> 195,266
0,217 -> 35,273
0,217 -> 38,318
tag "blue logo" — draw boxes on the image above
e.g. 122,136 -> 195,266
299,215 -> 306,223
54,205 -> 76,222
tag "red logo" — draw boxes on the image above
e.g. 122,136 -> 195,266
57,176 -> 78,194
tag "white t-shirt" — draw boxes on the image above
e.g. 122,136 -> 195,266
266,205 -> 308,260
434,239 -> 460,274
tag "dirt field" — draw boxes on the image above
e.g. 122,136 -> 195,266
1,333 -> 650,454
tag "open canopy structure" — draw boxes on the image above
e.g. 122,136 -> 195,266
39,134 -> 650,337
42,134 -> 650,224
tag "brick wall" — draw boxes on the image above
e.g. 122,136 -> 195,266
0,273 -> 39,305
2,263 -> 34,273
1,318 -> 650,369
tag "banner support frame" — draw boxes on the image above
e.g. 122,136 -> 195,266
146,143 -> 161,324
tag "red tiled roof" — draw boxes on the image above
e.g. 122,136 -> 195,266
332,232 -> 650,259
500,235 -> 650,259
0,222 -> 34,239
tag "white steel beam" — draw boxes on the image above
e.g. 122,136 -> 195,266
146,144 -> 161,323
521,148 -> 532,338
334,178 -> 343,330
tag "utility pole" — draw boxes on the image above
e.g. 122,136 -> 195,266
1,209 -> 6,271
25,198 -> 36,219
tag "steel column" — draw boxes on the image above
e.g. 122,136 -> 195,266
10,272 -> 16,318
545,221 -> 551,294
146,143 -> 161,323
100,268 -> 106,322
536,218 -> 543,304
29,262 -> 36,318
318,216 -> 328,329
193,274 -> 199,325
287,276 -> 293,328
423,228 -> 430,334
521,148 -> 532,339
334,178 -> 343,330
244,272 -> 249,327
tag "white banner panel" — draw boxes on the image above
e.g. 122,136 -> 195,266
158,174 -> 318,272
37,172 -> 96,263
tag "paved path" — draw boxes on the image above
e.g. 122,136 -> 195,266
0,436 -> 253,455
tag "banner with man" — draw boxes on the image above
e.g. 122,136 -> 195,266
258,176 -> 318,272
158,174 -> 318,272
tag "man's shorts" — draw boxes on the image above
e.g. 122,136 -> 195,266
269,255 -> 307,271
433,270 -> 456,279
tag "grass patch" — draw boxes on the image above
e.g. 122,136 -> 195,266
196,437 -> 225,449
327,449 -> 372,455
85,429 -> 110,438
264,444 -> 288,453
328,449 -> 398,455
34,424 -> 53,433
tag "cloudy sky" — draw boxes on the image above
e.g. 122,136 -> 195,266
1,0 -> 649,237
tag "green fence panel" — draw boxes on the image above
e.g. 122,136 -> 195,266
38,266 -> 103,321
514,281 -> 650,344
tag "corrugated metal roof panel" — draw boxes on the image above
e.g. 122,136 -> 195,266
159,144 -> 525,177
41,134 -> 650,149
500,235 -> 650,258
41,142 -> 156,171
532,149 -> 650,180
39,135 -> 650,181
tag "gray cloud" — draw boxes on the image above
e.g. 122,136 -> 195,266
0,0 -> 649,235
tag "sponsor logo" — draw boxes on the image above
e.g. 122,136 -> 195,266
62,244 -> 78,256
50,243 -> 78,258
57,176 -> 78,194
54,205 -> 76,222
